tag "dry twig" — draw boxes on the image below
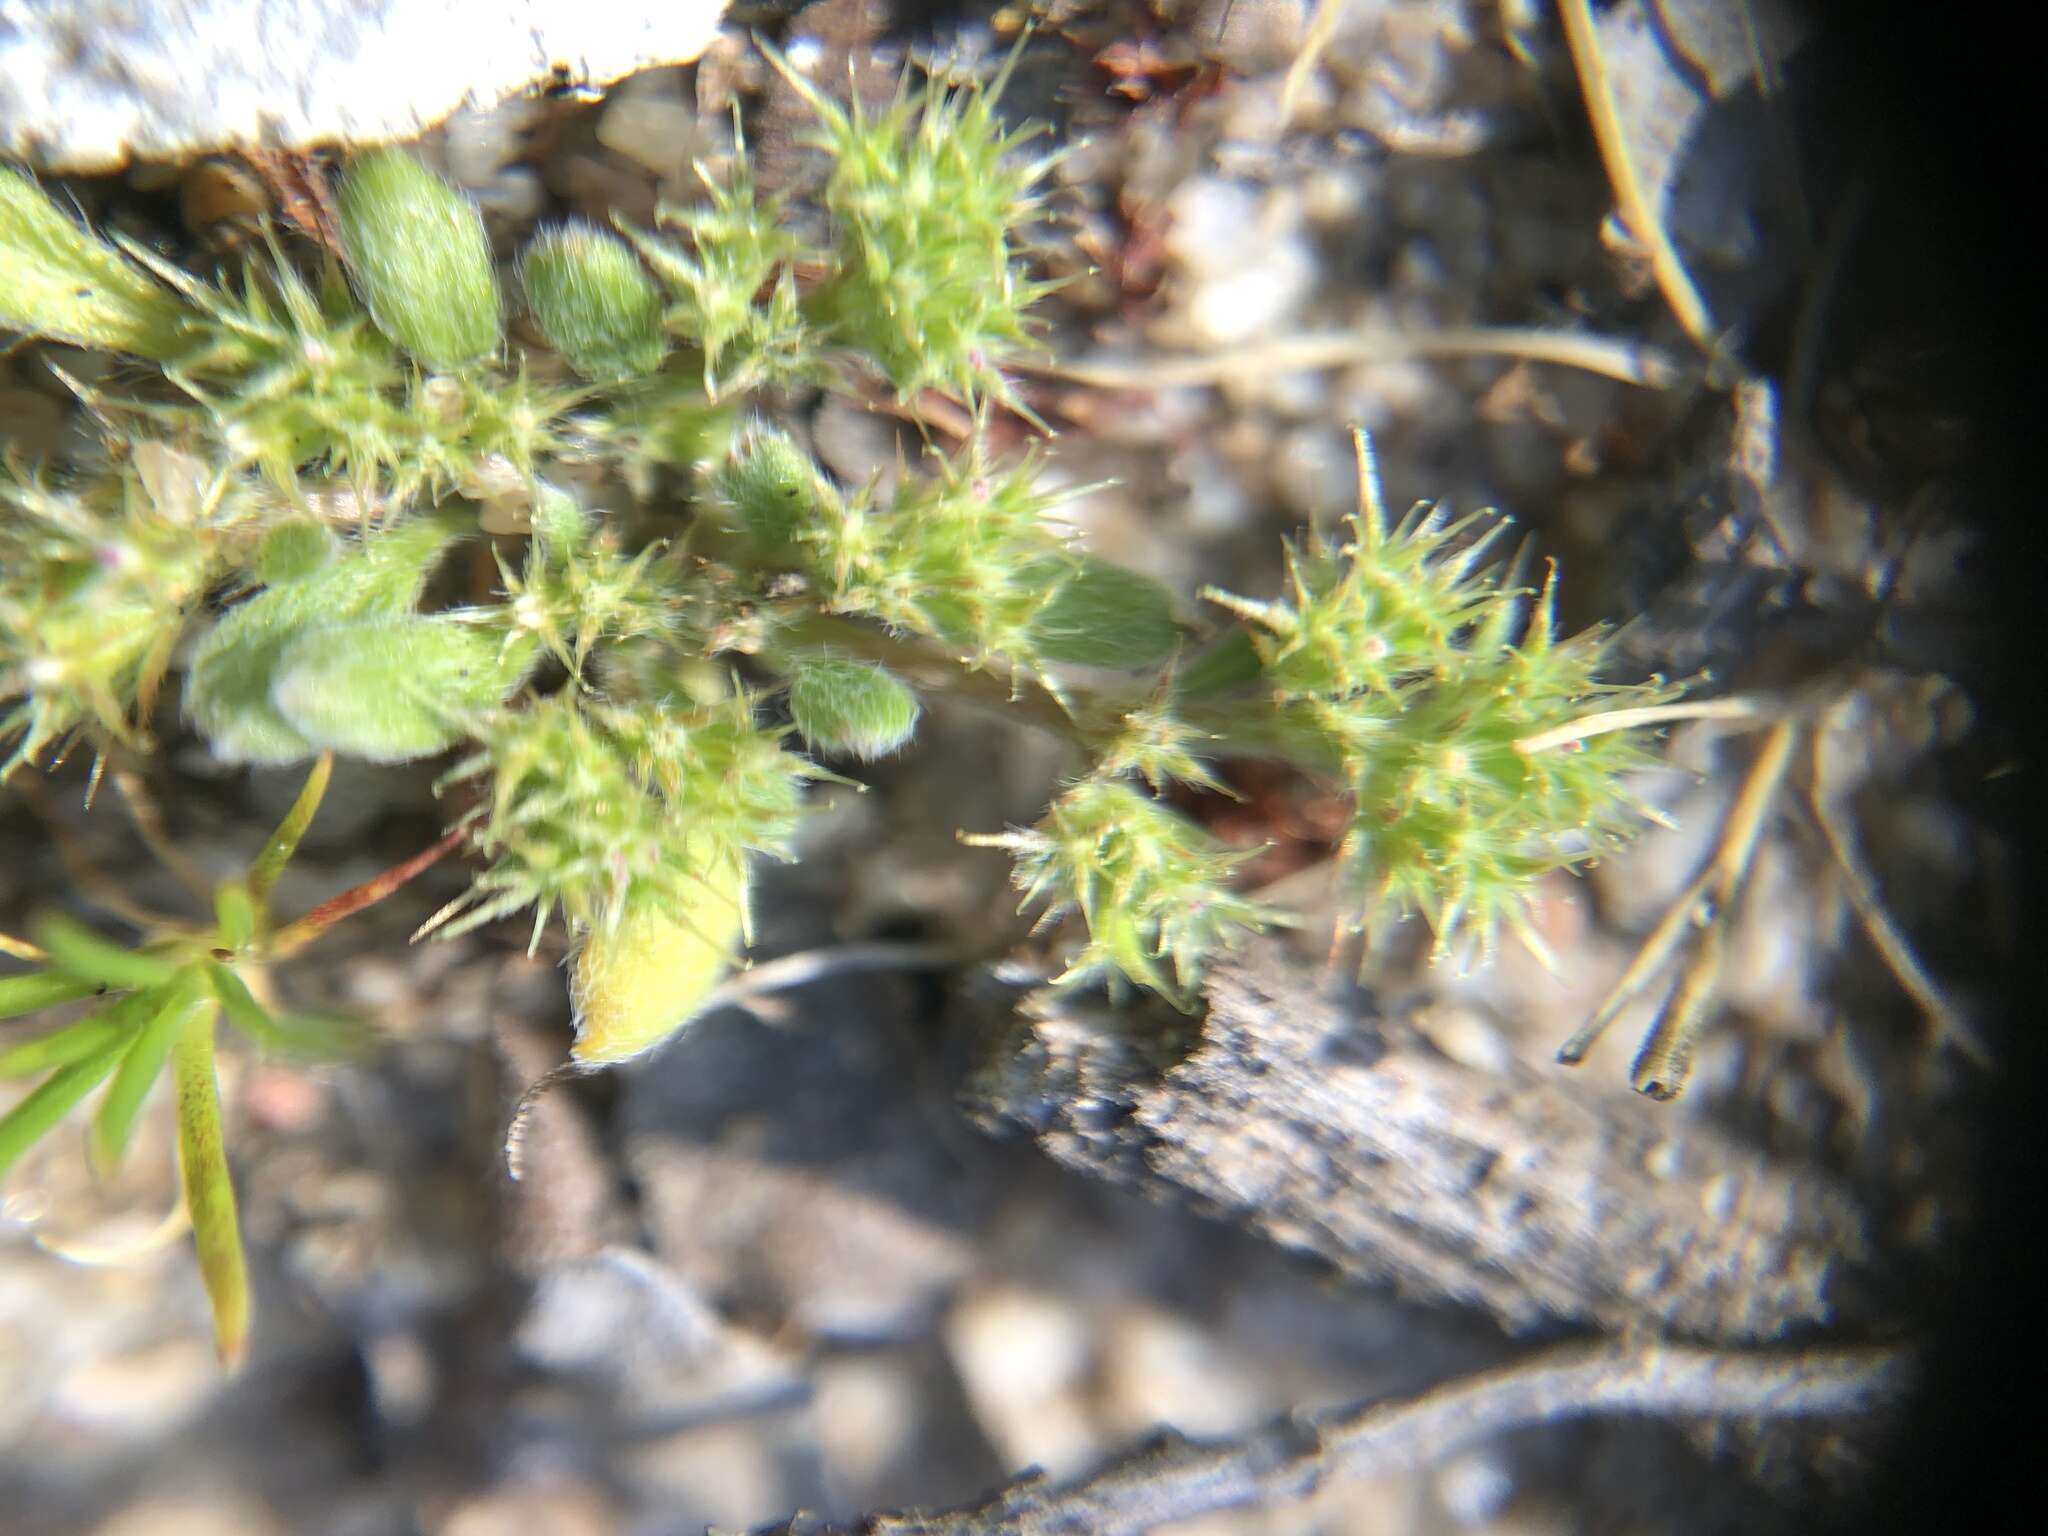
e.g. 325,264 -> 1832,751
746,1338 -> 1912,1535
1555,0 -> 1719,353
1038,325 -> 1684,391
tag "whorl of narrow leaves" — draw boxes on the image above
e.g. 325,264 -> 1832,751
520,224 -> 664,381
337,148 -> 500,369
785,654 -> 921,760
0,167 -> 192,359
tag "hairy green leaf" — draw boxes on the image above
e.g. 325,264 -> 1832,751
337,148 -> 500,368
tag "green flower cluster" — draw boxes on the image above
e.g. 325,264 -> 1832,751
429,691 -> 821,951
1206,460 -> 1678,964
1,444 -> 235,774
774,45 -> 1060,406
969,779 -> 1284,1007
2,44 -> 1685,1365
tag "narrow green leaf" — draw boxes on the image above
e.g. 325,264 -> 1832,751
258,1012 -> 371,1062
0,970 -> 102,1020
205,960 -> 274,1041
0,1041 -> 125,1182
246,752 -> 332,911
213,883 -> 256,951
0,986 -> 160,1078
0,166 -> 192,360
91,977 -> 205,1174
31,912 -> 177,990
207,960 -> 365,1061
206,966 -> 364,1064
172,1007 -> 250,1368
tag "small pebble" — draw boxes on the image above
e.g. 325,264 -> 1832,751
597,93 -> 698,180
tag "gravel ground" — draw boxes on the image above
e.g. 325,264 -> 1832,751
1,4 -> 2017,1533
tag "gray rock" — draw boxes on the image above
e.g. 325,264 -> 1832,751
0,0 -> 728,171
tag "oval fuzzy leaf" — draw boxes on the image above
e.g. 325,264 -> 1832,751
570,863 -> 747,1066
1028,557 -> 1181,669
253,521 -> 335,586
786,655 -> 920,760
186,522 -> 461,766
521,223 -> 664,381
269,617 -> 533,763
337,148 -> 500,368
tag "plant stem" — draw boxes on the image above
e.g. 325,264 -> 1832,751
0,931 -> 48,964
267,824 -> 467,958
113,766 -> 213,904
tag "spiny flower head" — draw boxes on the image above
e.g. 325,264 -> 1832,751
1326,565 -> 1678,966
431,690 -> 821,952
142,247 -> 577,509
798,442 -> 1078,663
1,443 -> 240,775
493,486 -> 672,680
1206,499 -> 1509,703
969,779 -> 1284,1007
626,145 -> 814,397
770,42 -> 1060,406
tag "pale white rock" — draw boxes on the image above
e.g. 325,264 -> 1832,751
0,0 -> 729,171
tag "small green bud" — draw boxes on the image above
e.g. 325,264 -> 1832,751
337,148 -> 500,368
570,862 -> 748,1064
269,617 -> 533,763
1027,557 -> 1180,668
786,655 -> 920,760
520,223 -> 664,381
0,167 -> 191,360
716,429 -> 833,549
